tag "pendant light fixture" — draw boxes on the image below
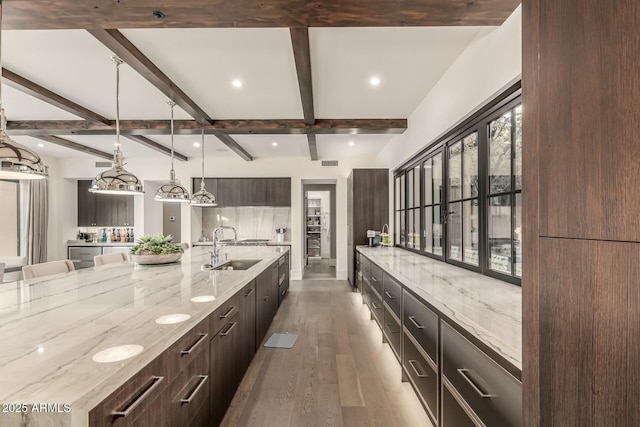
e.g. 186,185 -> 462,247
0,0 -> 47,180
154,100 -> 190,202
89,56 -> 143,195
190,129 -> 217,207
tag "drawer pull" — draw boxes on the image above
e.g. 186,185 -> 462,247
244,288 -> 255,297
457,368 -> 493,398
408,316 -> 424,329
220,321 -> 237,337
264,296 -> 270,301
112,376 -> 164,418
384,291 -> 396,300
180,333 -> 208,356
372,277 -> 377,282
219,306 -> 236,319
408,359 -> 429,378
180,375 -> 208,404
371,302 -> 381,309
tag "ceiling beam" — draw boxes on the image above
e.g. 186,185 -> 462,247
33,135 -> 113,160
6,119 -> 407,135
307,134 -> 318,161
2,68 -> 112,125
3,1 -> 520,29
212,133 -> 253,161
125,135 -> 188,162
290,27 -> 315,126
88,29 -> 213,126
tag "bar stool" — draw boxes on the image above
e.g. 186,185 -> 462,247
94,252 -> 129,267
22,260 -> 75,280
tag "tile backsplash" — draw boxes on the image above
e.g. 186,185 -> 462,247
201,207 -> 291,241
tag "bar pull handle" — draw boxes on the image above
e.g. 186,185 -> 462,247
408,360 -> 428,378
372,276 -> 377,282
219,306 -> 236,319
180,375 -> 208,405
244,288 -> 255,297
384,291 -> 396,300
371,302 -> 381,309
408,316 -> 424,329
220,321 -> 237,337
180,333 -> 208,356
385,323 -> 399,334
112,376 -> 164,418
457,368 -> 493,398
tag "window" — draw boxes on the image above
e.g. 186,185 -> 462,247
0,180 -> 19,256
393,86 -> 521,284
487,105 -> 522,277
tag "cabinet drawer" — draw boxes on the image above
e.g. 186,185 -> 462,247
362,278 -> 371,308
89,354 -> 168,427
370,265 -> 383,295
210,291 -> 241,336
168,343 -> 210,427
403,290 -> 439,366
370,287 -> 384,328
166,318 -> 209,382
403,330 -> 438,424
382,274 -> 401,319
382,304 -> 401,362
442,381 -> 480,427
441,321 -> 522,427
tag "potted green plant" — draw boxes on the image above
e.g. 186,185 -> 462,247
130,233 -> 184,265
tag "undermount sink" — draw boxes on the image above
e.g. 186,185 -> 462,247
208,259 -> 261,271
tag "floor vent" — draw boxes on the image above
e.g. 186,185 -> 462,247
321,160 -> 339,167
95,161 -> 112,168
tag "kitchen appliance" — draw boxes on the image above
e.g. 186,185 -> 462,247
367,230 -> 381,247
275,228 -> 286,243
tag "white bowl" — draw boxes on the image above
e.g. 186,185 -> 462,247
130,253 -> 182,265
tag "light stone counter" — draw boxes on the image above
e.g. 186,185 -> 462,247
357,246 -> 521,372
192,241 -> 292,247
66,241 -> 136,247
0,245 -> 289,427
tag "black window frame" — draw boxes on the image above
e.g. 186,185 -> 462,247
393,83 -> 522,286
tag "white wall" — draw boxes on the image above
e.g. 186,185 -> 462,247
50,155 -> 377,280
376,5 -> 522,235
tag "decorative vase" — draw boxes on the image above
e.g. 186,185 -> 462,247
130,253 -> 182,265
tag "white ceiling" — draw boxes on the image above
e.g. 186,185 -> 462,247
2,26 -> 489,160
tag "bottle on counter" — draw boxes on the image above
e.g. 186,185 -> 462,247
111,228 -> 116,242
120,229 -> 126,243
116,228 -> 121,242
101,228 -> 107,243
126,228 -> 131,242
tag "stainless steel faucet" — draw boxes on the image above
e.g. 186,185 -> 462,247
211,226 -> 238,265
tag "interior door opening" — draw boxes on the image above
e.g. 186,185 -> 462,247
302,183 -> 336,280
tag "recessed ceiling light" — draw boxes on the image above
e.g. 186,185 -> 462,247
193,141 -> 201,147
369,76 -> 381,86
232,79 -> 243,88
348,141 -> 355,146
272,142 -> 278,147
37,143 -> 44,148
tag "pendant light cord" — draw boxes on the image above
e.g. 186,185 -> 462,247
115,58 -> 120,151
201,129 -> 206,190
167,100 -> 177,180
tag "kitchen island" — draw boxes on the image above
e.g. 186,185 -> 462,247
0,245 -> 289,427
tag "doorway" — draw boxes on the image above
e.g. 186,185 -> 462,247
302,183 -> 336,280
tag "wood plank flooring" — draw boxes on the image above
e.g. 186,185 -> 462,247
221,279 -> 433,427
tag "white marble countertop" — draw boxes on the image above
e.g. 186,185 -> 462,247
0,245 -> 289,426
66,240 -> 136,247
357,246 -> 521,371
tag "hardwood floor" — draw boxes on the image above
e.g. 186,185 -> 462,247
303,259 -> 336,280
221,279 -> 433,427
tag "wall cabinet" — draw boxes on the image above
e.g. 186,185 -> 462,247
192,178 -> 291,207
346,169 -> 389,286
77,180 -> 134,227
358,252 -> 522,427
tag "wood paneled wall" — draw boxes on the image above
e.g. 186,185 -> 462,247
523,0 -> 640,425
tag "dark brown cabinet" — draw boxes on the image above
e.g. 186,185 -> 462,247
77,180 -> 134,226
255,261 -> 279,348
347,169 -> 388,286
192,177 -> 291,207
239,280 -> 257,374
278,254 -> 289,305
210,313 -> 242,426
